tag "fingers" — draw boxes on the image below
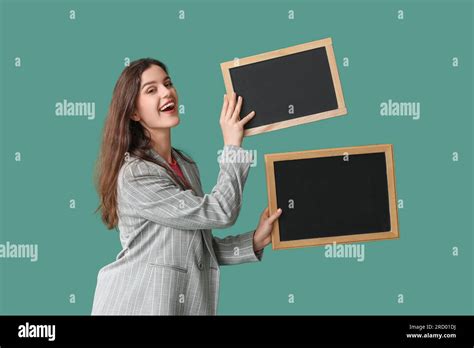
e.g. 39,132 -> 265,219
263,234 -> 272,246
231,95 -> 243,121
222,92 -> 256,133
267,208 -> 282,224
225,92 -> 237,120
238,110 -> 256,126
220,94 -> 229,122
260,207 -> 269,222
222,92 -> 255,124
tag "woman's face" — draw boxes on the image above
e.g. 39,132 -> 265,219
132,64 -> 180,129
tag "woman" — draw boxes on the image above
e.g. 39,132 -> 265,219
92,58 -> 282,315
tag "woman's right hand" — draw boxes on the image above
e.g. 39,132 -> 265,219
220,92 -> 255,147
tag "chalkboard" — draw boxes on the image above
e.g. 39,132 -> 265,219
264,144 -> 399,250
220,38 -> 346,136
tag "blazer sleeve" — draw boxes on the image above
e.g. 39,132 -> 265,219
121,144 -> 253,230
212,230 -> 264,265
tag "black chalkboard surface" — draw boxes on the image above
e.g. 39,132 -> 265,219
221,38 -> 346,136
265,145 -> 399,250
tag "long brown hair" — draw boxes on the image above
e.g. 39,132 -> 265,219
95,58 -> 194,230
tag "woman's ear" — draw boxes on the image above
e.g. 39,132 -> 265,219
131,112 -> 140,122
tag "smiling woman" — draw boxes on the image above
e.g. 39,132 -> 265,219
131,64 -> 181,132
91,58 -> 282,315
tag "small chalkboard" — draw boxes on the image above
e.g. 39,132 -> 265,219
264,144 -> 399,250
220,38 -> 346,136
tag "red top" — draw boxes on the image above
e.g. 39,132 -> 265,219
168,155 -> 189,187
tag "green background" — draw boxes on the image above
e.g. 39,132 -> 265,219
1,0 -> 472,314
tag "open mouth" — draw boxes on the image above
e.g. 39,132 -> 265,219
159,101 -> 176,113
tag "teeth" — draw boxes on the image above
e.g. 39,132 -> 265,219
161,102 -> 174,111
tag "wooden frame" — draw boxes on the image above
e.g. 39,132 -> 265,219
264,144 -> 399,250
220,37 -> 347,136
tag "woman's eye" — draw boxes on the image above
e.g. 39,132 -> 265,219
146,82 -> 172,93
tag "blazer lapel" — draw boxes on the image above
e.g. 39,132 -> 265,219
147,148 -> 203,196
173,149 -> 204,197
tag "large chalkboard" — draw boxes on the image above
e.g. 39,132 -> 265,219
221,38 -> 346,136
264,144 -> 399,250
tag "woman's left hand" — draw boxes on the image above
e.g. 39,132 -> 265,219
253,207 -> 282,252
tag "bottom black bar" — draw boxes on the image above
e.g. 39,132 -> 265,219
0,315 -> 472,346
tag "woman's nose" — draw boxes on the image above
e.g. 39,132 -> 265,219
159,85 -> 172,97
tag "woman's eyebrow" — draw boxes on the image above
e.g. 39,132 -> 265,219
141,76 -> 171,90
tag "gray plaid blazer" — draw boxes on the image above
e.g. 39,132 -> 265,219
91,145 -> 262,315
